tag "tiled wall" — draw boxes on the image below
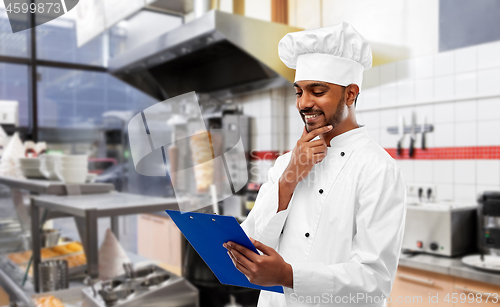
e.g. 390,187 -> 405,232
235,88 -> 288,183
355,40 -> 500,203
238,40 -> 500,204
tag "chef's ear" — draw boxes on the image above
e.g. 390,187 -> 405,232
345,84 -> 359,107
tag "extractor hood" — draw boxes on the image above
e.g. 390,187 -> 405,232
108,9 -> 302,100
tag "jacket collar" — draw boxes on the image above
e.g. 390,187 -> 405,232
327,125 -> 368,149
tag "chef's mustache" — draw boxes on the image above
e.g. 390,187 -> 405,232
300,108 -> 323,115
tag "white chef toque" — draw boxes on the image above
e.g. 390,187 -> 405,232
278,22 -> 372,90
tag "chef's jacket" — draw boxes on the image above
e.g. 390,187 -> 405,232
241,126 -> 406,307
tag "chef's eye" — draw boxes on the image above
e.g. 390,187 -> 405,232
313,92 -> 325,96
295,92 -> 302,97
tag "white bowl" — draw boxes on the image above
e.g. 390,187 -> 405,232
60,155 -> 88,162
56,168 -> 88,183
59,161 -> 88,169
19,157 -> 41,166
40,156 -> 60,181
21,167 -> 45,179
86,173 -> 97,183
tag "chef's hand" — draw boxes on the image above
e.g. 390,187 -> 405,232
224,237 -> 293,288
277,125 -> 332,212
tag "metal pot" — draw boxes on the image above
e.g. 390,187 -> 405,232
40,229 -> 61,247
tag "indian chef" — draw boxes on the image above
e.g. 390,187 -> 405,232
223,22 -> 407,306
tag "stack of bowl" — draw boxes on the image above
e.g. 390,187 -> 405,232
40,153 -> 62,181
19,157 -> 44,178
55,155 -> 89,184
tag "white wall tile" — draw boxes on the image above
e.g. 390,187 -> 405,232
477,68 -> 500,95
270,133 -> 279,151
434,123 -> 455,147
256,134 -> 271,151
243,101 -> 260,119
477,160 -> 500,186
477,41 -> 500,70
454,184 -> 477,202
358,110 -> 380,128
367,127 -> 381,144
477,120 -> 500,145
416,104 -> 434,124
355,94 -> 368,111
379,127 -> 399,148
476,185 -> 500,197
455,99 -> 477,122
259,92 -> 272,116
380,83 -> 397,106
287,132 -> 299,151
356,111 -> 365,124
434,51 -> 455,76
379,109 -> 397,128
396,80 -> 415,104
415,55 -> 434,79
415,78 -> 434,101
380,62 -> 397,85
477,97 -> 500,121
455,72 -> 477,97
363,66 -> 381,89
396,106 -> 414,123
454,160 -> 476,185
455,46 -> 477,73
433,160 -> 453,184
360,88 -> 380,109
414,160 -> 433,183
256,116 -> 271,135
436,184 -> 453,201
454,121 -> 476,146
396,160 -> 414,183
434,75 -> 454,100
434,102 -> 455,124
397,59 -> 415,81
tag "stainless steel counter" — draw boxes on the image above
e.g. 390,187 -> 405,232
399,253 -> 500,286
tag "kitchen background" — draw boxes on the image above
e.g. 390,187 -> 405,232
1,0 -> 500,306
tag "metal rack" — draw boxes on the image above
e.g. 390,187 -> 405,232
30,193 -> 180,292
0,176 -> 114,233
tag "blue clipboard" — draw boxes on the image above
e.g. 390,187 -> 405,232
165,210 -> 284,293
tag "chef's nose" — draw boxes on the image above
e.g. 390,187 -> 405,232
298,92 -> 315,110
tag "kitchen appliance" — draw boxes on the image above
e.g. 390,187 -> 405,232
478,191 -> 500,256
402,202 -> 477,257
108,9 -> 301,100
82,264 -> 198,307
460,192 -> 500,273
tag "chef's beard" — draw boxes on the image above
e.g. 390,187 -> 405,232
303,89 -> 346,133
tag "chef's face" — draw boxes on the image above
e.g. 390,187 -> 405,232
294,80 -> 347,132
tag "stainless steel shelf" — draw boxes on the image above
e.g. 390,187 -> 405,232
30,193 -> 180,292
32,193 -> 178,218
0,176 -> 114,195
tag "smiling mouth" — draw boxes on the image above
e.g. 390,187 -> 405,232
304,114 -> 321,119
